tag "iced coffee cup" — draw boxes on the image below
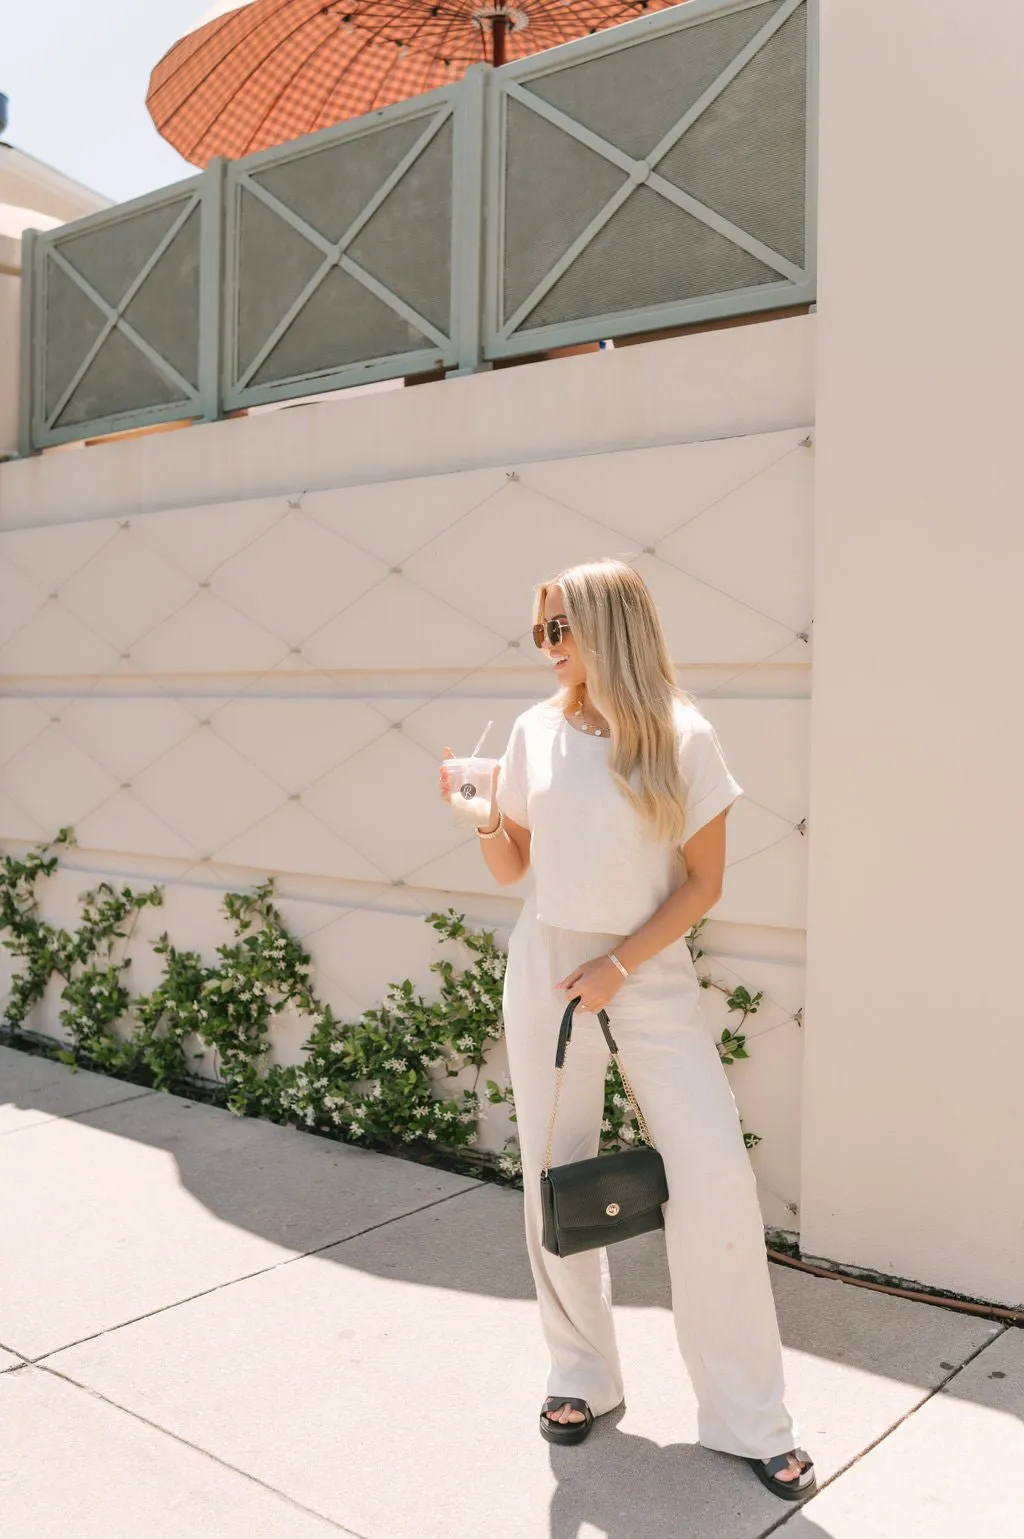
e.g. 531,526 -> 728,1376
443,757 -> 499,829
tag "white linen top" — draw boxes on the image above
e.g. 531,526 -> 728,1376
496,696 -> 743,934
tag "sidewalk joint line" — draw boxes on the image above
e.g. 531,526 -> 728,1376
754,1323 -> 1013,1536
30,1181 -> 482,1365
0,1088 -> 157,1137
33,1361 -> 368,1537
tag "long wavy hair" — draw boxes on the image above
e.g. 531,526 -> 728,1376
536,559 -> 692,847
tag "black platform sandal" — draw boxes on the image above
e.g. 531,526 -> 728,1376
539,1397 -> 595,1446
747,1448 -> 817,1500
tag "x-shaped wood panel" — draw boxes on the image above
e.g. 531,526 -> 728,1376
496,0 -> 806,340
230,107 -> 454,395
43,195 -> 202,431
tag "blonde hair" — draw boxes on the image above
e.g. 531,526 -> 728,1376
535,559 -> 692,847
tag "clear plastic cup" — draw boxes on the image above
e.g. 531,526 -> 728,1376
443,757 -> 499,829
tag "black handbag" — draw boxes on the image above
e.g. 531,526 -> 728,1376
540,995 -> 668,1257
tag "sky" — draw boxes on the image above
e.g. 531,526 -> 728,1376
5,0 -> 220,203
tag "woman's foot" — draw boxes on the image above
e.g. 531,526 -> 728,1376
539,1397 -> 594,1445
747,1448 -> 817,1500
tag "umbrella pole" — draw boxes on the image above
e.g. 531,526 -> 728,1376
492,6 -> 508,67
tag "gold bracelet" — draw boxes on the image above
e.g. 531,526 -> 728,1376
606,951 -> 630,979
476,810 -> 504,840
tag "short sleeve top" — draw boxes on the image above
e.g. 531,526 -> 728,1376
496,696 -> 743,934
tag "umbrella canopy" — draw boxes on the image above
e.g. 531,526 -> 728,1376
148,0 -> 683,166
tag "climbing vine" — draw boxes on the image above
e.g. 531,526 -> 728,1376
0,831 -> 763,1181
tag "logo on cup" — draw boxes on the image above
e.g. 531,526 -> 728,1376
459,782 -> 477,800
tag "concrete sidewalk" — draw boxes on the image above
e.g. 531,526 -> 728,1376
2,1044 -> 1021,1539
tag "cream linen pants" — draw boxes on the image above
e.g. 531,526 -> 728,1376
502,905 -> 799,1460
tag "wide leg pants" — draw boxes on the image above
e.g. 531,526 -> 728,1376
502,905 -> 799,1459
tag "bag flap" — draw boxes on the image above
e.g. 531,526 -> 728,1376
546,1148 -> 667,1231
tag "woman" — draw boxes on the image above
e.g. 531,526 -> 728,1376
439,560 -> 815,1502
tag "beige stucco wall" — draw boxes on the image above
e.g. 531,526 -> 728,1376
800,2 -> 1024,1303
0,317 -> 814,1220
0,234 -> 21,459
0,145 -> 110,227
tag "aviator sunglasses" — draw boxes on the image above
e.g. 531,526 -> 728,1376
532,618 -> 571,649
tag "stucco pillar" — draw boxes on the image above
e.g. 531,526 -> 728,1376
801,1 -> 1024,1302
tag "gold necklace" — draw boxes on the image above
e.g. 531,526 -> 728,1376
573,692 -> 605,737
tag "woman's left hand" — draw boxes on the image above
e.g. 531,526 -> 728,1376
556,955 -> 626,1014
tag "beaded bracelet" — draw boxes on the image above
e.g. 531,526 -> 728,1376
476,810 -> 504,840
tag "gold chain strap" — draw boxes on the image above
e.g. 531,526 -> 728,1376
542,1031 -> 656,1176
542,1063 -> 566,1176
612,1054 -> 656,1150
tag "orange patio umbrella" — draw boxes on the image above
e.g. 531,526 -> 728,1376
148,0 -> 683,166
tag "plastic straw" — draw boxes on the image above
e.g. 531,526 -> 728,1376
470,720 -> 494,757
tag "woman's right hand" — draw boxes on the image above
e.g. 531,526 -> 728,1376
439,747 -> 501,828
439,747 -> 456,805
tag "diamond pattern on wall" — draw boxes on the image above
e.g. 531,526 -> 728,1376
3,728 -> 121,829
720,808 -> 808,931
212,699 -> 389,796
0,790 -> 49,842
399,697 -> 527,765
523,430 -> 801,548
211,512 -> 390,647
304,469 -> 508,568
302,574 -> 506,672
58,532 -> 200,654
402,482 -> 638,639
304,906 -> 455,1021
75,792 -> 198,861
0,601 -> 121,677
0,521 -> 118,592
707,699 -> 810,826
216,802 -> 389,883
58,697 -> 199,784
303,729 -> 462,882
0,562 -> 49,649
408,837 -> 514,895
131,732 -> 285,855
0,700 -> 57,766
633,553 -> 793,665
656,449 -> 813,632
0,426 -> 812,928
132,499 -> 286,581
130,592 -> 290,674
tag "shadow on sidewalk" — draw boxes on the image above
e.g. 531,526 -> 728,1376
545,1414 -> 834,1539
2,1045 -> 1014,1438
